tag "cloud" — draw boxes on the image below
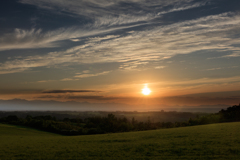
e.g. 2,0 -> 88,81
93,14 -> 155,27
206,67 -> 222,71
87,35 -> 120,42
155,66 -> 166,69
36,95 -> 123,101
19,0 -> 207,29
70,38 -> 81,42
0,68 -> 29,74
1,12 -> 240,73
0,28 -> 62,51
37,94 -> 129,101
0,27 -> 121,51
221,52 -> 240,58
60,78 -> 79,81
36,90 -> 240,106
1,88 -> 240,106
1,0 -> 207,51
205,66 -> 239,71
82,70 -> 90,73
74,71 -> 111,78
157,1 -> 207,16
19,0 -> 203,17
157,95 -> 240,106
160,76 -> 240,87
42,90 -> 100,93
0,89 -> 42,94
67,95 -> 119,100
37,80 -> 55,83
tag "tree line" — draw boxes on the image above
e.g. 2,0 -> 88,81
0,104 -> 239,136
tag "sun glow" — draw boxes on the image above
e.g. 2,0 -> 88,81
142,84 -> 151,95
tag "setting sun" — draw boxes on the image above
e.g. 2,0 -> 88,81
142,85 -> 151,95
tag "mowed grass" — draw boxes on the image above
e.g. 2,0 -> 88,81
0,123 -> 240,160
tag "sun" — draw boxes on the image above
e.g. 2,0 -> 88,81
142,85 -> 151,95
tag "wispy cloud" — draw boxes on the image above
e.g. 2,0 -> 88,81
1,12 -> 240,73
42,90 -> 100,93
36,91 -> 240,106
37,80 -> 55,83
1,0 -> 208,51
222,51 -> 240,58
19,0 -> 207,29
20,0 -> 204,19
74,71 -> 111,78
206,67 -> 222,71
60,78 -> 79,81
205,66 -> 238,71
155,66 -> 166,69
0,27 -> 121,51
157,1 -> 207,16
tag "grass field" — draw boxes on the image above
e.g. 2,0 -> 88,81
0,122 -> 240,160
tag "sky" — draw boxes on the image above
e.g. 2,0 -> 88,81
0,0 -> 240,111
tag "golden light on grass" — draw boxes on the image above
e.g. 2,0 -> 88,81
142,84 -> 151,95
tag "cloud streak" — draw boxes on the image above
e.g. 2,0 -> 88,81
74,71 -> 111,78
42,90 -> 100,93
0,27 -> 122,51
1,0 -> 207,51
20,0 -> 204,20
36,91 -> 240,106
1,11 -> 240,74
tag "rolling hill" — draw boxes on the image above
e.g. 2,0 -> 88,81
0,122 -> 240,159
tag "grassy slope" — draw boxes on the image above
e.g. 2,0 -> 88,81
0,123 -> 240,160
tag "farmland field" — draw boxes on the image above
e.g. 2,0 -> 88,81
0,122 -> 240,159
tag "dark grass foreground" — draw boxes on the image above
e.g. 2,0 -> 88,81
0,122 -> 240,160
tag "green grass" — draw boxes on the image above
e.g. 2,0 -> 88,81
0,122 -> 240,160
